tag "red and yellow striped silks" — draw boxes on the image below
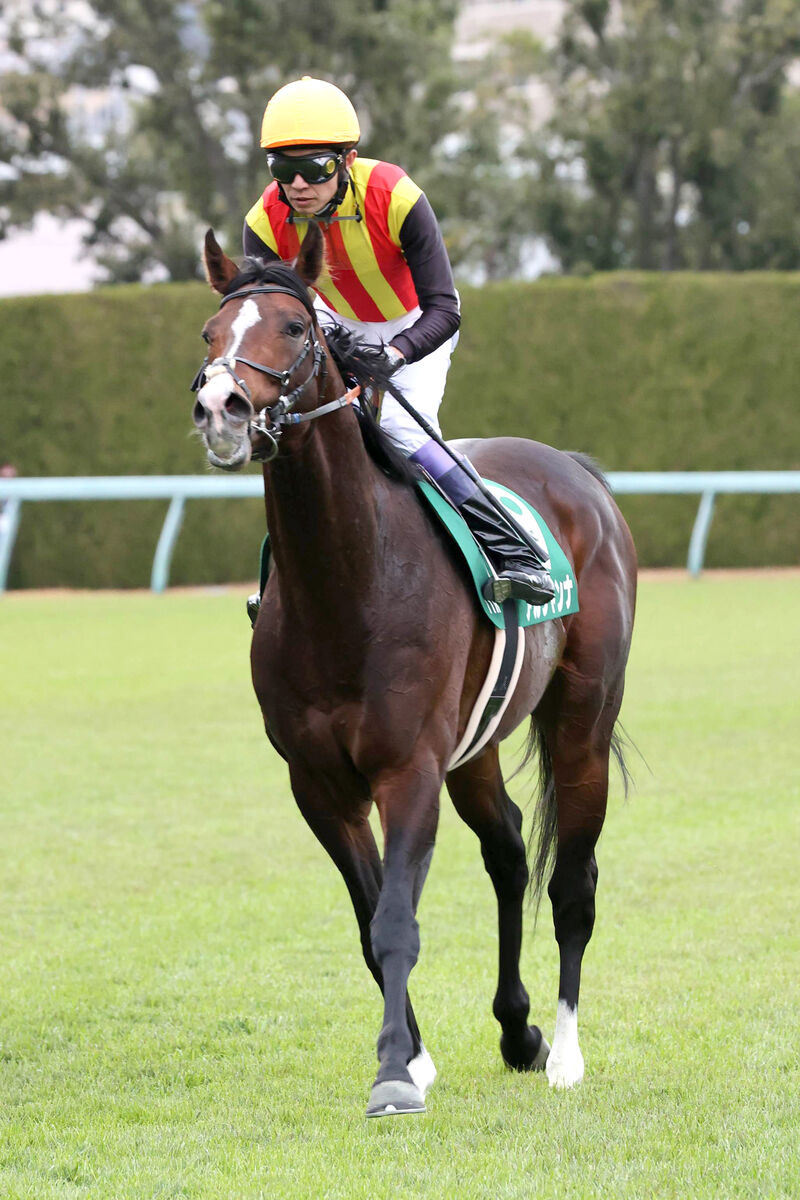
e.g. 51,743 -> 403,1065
244,158 -> 422,321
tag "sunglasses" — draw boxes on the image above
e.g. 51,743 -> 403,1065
267,151 -> 342,185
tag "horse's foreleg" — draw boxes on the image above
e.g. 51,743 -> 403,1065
446,747 -> 549,1072
288,765 -> 425,1087
543,711 -> 615,1089
366,763 -> 441,1117
331,819 -> 427,1062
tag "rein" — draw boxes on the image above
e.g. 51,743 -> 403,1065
191,284 -> 361,461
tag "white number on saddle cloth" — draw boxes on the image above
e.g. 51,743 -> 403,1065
486,483 -> 551,566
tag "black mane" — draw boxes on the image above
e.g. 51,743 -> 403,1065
323,326 -> 422,486
224,256 -> 316,315
232,255 -> 421,486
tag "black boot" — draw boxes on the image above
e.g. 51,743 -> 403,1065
458,491 -> 556,607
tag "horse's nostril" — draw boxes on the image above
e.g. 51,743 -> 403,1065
225,393 -> 254,423
192,398 -> 208,428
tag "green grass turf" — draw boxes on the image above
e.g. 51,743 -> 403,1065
1,575 -> 798,1199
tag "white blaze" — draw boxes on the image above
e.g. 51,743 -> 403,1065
226,298 -> 261,360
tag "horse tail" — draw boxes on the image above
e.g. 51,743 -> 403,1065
565,451 -> 613,493
519,718 -> 556,911
520,716 -> 634,909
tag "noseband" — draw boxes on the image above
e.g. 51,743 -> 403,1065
190,284 -> 359,461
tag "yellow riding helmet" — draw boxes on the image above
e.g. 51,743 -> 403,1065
260,76 -> 361,149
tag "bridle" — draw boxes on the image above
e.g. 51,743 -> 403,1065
190,284 -> 360,461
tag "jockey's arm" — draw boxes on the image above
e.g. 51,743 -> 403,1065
389,193 -> 460,365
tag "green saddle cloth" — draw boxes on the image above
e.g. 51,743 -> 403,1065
257,478 -> 578,630
417,478 -> 578,629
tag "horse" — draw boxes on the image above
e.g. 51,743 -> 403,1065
190,223 -> 637,1117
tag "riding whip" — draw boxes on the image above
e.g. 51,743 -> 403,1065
383,380 -> 549,561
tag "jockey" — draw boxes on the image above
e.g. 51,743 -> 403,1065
244,76 -> 554,607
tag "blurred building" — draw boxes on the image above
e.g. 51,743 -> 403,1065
456,0 -> 566,125
456,0 -> 565,57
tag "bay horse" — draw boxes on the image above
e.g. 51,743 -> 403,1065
191,224 -> 636,1117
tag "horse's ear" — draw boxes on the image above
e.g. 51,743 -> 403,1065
294,222 -> 324,288
203,229 -> 239,294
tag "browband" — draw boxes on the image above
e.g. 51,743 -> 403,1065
219,284 -> 315,316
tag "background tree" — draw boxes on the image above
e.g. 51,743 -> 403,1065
0,3 -> 74,239
425,30 -> 548,281
4,0 -> 800,281
0,0 -> 458,282
534,0 -> 800,272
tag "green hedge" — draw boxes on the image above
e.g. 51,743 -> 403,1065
2,273 -> 798,588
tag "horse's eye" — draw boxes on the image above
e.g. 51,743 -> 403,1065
285,322 -> 305,338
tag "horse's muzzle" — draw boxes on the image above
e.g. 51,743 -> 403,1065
193,374 -> 255,470
192,374 -> 254,430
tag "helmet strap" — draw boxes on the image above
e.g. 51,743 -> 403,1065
313,165 -> 350,221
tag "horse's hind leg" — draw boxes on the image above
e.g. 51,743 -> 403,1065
446,747 -> 549,1072
537,688 -> 623,1089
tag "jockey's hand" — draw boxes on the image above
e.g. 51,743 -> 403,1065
382,344 -> 405,374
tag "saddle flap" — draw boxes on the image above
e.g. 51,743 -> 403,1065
416,478 -> 579,630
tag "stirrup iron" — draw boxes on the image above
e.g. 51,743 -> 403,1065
247,592 -> 261,628
483,569 -> 555,607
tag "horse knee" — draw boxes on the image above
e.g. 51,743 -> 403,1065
370,902 -> 419,967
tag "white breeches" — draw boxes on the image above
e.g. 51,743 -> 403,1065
314,299 -> 457,453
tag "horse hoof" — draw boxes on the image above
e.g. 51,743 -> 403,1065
407,1044 -> 437,1098
501,1025 -> 551,1072
546,1048 -> 584,1089
366,1080 -> 426,1118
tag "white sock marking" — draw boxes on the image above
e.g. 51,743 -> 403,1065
407,1044 -> 436,1098
546,1000 -> 584,1089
